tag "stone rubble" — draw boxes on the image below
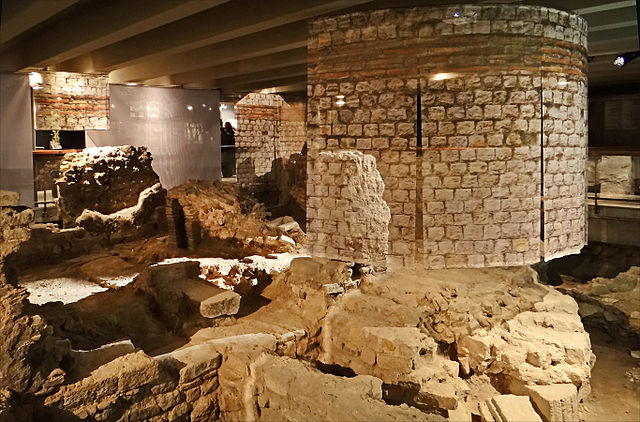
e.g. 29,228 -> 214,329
57,146 -> 164,229
167,180 -> 305,253
75,182 -> 166,241
559,266 -> 640,341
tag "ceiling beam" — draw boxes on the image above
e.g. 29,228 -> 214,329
147,48 -> 307,86
0,0 -> 229,71
109,21 -> 308,84
573,0 -> 636,15
186,64 -> 307,90
255,82 -> 308,94
590,21 -> 638,32
0,0 -> 81,45
220,76 -> 308,96
59,0 -> 372,74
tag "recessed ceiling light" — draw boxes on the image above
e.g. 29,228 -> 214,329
613,51 -> 640,67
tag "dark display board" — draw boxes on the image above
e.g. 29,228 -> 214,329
589,93 -> 640,149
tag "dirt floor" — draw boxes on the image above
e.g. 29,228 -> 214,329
582,328 -> 640,422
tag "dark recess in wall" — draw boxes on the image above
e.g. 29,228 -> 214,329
35,130 -> 86,150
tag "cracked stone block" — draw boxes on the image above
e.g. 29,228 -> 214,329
486,395 -> 542,422
200,290 -> 241,319
525,384 -> 578,422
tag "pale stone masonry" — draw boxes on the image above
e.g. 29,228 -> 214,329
307,150 -> 390,265
235,93 -> 306,187
307,4 -> 588,268
33,71 -> 109,130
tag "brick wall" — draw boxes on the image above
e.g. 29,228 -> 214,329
235,93 -> 306,187
307,5 -> 588,268
34,71 -> 109,130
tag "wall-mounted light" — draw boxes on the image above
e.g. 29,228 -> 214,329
336,95 -> 345,106
613,51 -> 640,67
126,82 -> 137,86
28,72 -> 43,88
186,105 -> 193,111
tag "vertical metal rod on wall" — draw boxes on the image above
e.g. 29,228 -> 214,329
415,88 -> 424,265
540,76 -> 545,260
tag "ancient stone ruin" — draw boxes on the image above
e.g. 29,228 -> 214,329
307,4 -> 588,268
0,4 -> 638,422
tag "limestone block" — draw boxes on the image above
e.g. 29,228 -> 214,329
70,339 -> 136,380
249,355 -> 436,421
486,395 -> 542,422
525,384 -> 578,422
157,343 -> 222,384
143,261 -> 240,322
288,257 -> 352,288
200,290 -> 241,319
45,351 -> 159,410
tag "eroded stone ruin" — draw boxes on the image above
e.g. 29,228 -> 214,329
1,4 -> 639,422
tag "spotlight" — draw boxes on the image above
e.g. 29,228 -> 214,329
613,51 -> 640,67
28,72 -> 42,87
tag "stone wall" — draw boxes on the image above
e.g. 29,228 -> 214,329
235,93 -> 306,188
307,5 -> 588,268
34,71 -> 109,130
307,151 -> 390,265
42,346 -> 221,421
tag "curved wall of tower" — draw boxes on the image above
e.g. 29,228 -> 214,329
306,4 -> 588,268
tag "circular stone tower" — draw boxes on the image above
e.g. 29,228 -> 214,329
306,4 -> 588,268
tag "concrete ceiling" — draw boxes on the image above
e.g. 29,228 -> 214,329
0,0 -> 638,97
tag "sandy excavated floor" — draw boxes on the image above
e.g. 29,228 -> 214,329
19,252 -> 308,306
21,277 -> 108,305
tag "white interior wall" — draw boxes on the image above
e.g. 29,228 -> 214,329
86,84 -> 221,188
0,73 -> 34,206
